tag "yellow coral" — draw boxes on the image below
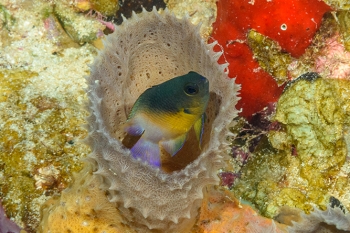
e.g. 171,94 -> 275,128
39,166 -> 135,233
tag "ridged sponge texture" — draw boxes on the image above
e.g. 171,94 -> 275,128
86,7 -> 240,232
288,206 -> 350,233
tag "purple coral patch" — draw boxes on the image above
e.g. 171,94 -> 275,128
219,172 -> 240,189
0,201 -> 21,233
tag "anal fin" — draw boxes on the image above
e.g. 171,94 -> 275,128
130,138 -> 161,168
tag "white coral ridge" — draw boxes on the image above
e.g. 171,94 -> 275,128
289,206 -> 350,233
86,7 -> 240,232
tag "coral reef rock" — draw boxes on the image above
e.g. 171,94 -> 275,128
86,7 -> 240,233
232,72 -> 350,219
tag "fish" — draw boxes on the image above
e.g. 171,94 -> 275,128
123,71 -> 210,168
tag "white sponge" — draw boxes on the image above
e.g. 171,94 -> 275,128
86,7 -> 240,232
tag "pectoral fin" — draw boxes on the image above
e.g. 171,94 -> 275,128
194,114 -> 205,147
161,134 -> 187,156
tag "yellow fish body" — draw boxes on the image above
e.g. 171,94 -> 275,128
124,71 -> 209,167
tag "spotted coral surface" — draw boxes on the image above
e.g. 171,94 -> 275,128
0,1 -> 96,231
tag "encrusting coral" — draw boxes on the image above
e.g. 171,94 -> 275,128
232,72 -> 350,220
85,7 -> 240,232
196,186 -> 288,233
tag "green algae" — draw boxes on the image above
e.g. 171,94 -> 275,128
0,70 -> 89,232
0,4 -> 15,30
247,30 -> 292,85
338,10 -> 350,51
0,5 -> 15,48
233,75 -> 350,218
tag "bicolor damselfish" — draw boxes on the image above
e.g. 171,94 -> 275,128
124,71 -> 210,167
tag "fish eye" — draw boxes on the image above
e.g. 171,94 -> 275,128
184,83 -> 199,95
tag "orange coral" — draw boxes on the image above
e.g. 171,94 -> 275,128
194,187 -> 288,233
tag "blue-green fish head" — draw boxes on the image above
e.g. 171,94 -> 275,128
124,71 -> 209,168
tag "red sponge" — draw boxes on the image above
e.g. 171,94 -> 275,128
211,0 -> 331,118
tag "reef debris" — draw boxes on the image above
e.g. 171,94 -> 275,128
88,0 -> 119,16
0,4 -> 15,31
324,0 -> 350,10
247,30 -> 292,85
86,7 -> 239,232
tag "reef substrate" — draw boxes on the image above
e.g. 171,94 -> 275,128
1,0 -> 350,232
